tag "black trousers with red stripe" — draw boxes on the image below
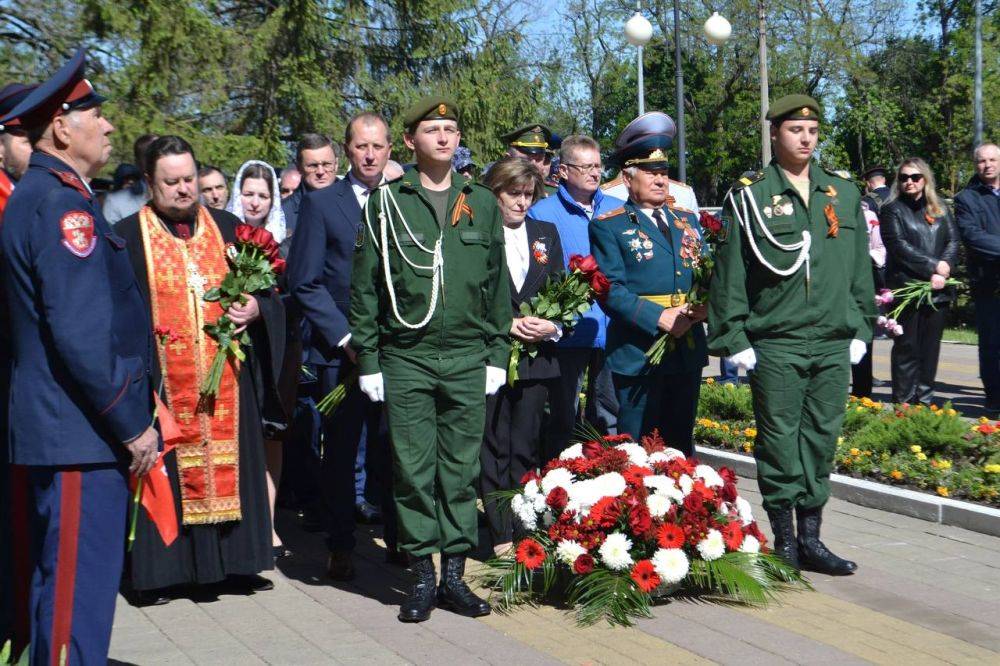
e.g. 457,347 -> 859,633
12,464 -> 127,666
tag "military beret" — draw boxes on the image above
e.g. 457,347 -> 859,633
501,124 -> 552,155
766,94 -> 822,123
0,49 -> 105,131
402,96 -> 459,132
0,83 -> 37,132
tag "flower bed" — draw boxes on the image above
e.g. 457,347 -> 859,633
694,380 -> 1000,507
478,429 -> 805,627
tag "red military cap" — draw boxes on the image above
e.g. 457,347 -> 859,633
0,49 -> 106,131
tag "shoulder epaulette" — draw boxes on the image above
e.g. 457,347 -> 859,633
47,168 -> 91,200
596,206 -> 625,221
822,167 -> 852,182
600,174 -> 624,190
733,171 -> 764,190
667,204 -> 695,215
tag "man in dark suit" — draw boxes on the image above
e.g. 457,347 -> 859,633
287,112 -> 397,580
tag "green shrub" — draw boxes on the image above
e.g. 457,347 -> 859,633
697,380 -> 754,422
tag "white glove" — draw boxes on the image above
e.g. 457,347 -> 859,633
849,339 -> 867,365
485,366 -> 506,396
359,373 -> 385,402
726,347 -> 757,372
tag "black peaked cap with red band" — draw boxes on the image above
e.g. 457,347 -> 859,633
0,49 -> 105,131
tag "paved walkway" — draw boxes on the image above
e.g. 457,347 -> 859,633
110,483 -> 1000,665
109,340 -> 999,664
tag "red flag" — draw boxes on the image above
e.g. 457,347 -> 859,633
130,393 -> 182,546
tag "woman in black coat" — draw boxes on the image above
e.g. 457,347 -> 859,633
480,157 -> 565,554
880,158 -> 960,405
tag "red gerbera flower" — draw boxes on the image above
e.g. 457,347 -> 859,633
573,553 -> 595,574
630,560 -> 662,593
721,521 -> 744,551
590,497 -> 622,529
520,469 -> 541,485
515,538 -> 546,570
657,522 -> 686,549
623,465 -> 653,487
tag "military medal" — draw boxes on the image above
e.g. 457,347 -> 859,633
823,185 -> 839,238
531,239 -> 549,265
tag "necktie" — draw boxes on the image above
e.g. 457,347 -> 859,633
652,209 -> 671,240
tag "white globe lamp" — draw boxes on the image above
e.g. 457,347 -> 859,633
704,12 -> 732,45
624,12 -> 654,46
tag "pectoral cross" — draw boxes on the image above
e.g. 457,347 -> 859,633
186,261 -> 208,297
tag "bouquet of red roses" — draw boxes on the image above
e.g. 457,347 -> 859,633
200,224 -> 286,401
479,427 -> 804,626
507,254 -> 609,385
646,211 -> 724,365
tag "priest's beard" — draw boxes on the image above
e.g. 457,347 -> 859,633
154,200 -> 200,224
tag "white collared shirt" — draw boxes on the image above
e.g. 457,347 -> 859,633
503,222 -> 530,292
348,171 -> 383,209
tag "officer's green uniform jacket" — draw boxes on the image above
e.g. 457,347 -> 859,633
708,161 -> 876,357
350,169 -> 512,371
589,200 -> 708,377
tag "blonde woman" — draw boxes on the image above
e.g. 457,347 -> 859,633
880,158 -> 960,405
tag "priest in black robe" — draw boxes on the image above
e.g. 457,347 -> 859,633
117,136 -> 286,603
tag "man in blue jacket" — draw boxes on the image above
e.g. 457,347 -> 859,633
0,50 -> 158,665
588,116 -> 708,455
527,135 -> 623,460
287,112 -> 398,580
955,143 -> 1000,414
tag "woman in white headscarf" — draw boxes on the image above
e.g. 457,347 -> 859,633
227,160 -> 287,249
226,159 -> 289,557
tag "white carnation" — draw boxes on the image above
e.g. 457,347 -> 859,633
510,494 -> 537,530
615,443 -> 649,467
524,479 -> 541,498
541,467 -> 575,495
647,447 -> 686,465
651,548 -> 690,584
678,474 -> 694,496
696,529 -> 726,561
559,443 -> 584,460
532,492 -> 549,513
739,535 -> 761,554
593,472 -> 627,498
598,532 -> 634,571
734,497 -> 754,525
644,475 -> 683,503
555,539 -> 587,565
646,493 -> 671,518
694,464 -> 724,488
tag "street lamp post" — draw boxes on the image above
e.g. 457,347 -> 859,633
673,0 -> 687,182
758,0 -> 771,166
974,0 -> 983,147
625,5 -> 653,116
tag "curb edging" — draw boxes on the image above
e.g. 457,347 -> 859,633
694,445 -> 1000,538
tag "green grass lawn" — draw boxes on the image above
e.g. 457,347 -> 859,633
942,327 -> 979,344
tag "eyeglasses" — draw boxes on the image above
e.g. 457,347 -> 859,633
563,163 -> 603,173
898,173 -> 924,183
303,161 -> 335,172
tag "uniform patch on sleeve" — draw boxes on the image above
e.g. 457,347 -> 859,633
60,210 -> 97,257
596,206 -> 625,221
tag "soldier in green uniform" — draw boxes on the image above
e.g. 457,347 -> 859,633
349,96 -> 511,622
708,95 -> 875,575
502,124 -> 556,194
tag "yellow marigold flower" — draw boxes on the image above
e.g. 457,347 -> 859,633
936,486 -> 949,497
721,425 -> 730,432
946,409 -> 957,417
910,445 -> 922,453
937,459 -> 952,470
984,464 -> 1000,474
849,448 -> 861,456
916,452 -> 927,461
855,406 -> 864,412
890,469 -> 904,480
743,427 -> 757,438
980,416 -> 990,424
930,404 -> 939,411
705,377 -> 715,384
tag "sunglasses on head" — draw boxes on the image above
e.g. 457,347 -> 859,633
898,173 -> 924,183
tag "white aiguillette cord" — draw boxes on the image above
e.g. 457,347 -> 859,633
727,187 -> 811,286
364,186 -> 444,330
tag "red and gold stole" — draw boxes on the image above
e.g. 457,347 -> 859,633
139,205 -> 242,525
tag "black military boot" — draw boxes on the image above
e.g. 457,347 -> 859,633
437,554 -> 491,617
766,508 -> 800,570
796,506 -> 857,576
398,556 -> 436,623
